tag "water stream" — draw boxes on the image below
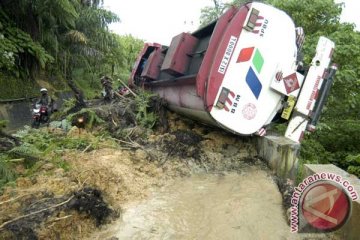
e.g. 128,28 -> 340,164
91,167 -> 304,240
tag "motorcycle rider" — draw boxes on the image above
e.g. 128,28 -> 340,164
100,75 -> 113,102
36,88 -> 53,113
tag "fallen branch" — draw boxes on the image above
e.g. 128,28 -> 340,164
118,79 -> 137,97
28,197 -> 51,209
46,215 -> 73,228
111,116 -> 118,127
0,195 -> 74,230
111,138 -> 139,148
82,144 -> 92,153
113,90 -> 127,100
0,193 -> 34,206
4,158 -> 24,163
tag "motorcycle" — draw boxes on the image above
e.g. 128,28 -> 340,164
31,104 -> 49,128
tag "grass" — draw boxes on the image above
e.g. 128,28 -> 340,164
0,125 -> 119,191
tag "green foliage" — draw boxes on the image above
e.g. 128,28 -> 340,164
300,138 -> 333,164
315,120 -> 360,153
0,0 -> 145,100
10,127 -> 50,168
199,0 -> 261,26
66,108 -> 104,129
267,0 -> 342,35
72,68 -> 101,99
0,117 -> 119,190
347,166 -> 360,177
345,153 -> 360,173
0,18 -> 54,75
0,120 -> 8,130
68,2 -> 120,78
200,0 -> 226,27
325,26 -> 360,119
13,127 -> 52,152
0,0 -> 121,96
135,90 -> 158,129
51,155 -> 71,172
57,137 -> 89,151
0,72 -> 39,99
60,98 -> 78,112
9,143 -> 42,159
51,98 -> 77,120
114,34 -> 144,74
14,126 -> 94,154
298,120 -> 360,178
0,155 -> 17,189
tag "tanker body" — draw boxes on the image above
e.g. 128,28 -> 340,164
129,2 -> 336,143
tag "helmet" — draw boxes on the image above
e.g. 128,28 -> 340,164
40,88 -> 48,93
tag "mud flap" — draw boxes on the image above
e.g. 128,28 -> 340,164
285,37 -> 335,143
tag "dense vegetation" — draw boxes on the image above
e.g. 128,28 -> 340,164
0,0 -> 146,189
201,0 -> 360,178
0,0 -> 144,99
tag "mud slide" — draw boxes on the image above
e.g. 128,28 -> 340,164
0,101 -> 339,239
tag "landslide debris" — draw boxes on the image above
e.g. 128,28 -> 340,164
0,93 -> 260,239
2,188 -> 113,240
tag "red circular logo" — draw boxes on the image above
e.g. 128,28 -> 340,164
242,103 -> 257,120
300,181 -> 351,231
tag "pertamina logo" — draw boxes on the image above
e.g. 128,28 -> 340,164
236,47 -> 264,99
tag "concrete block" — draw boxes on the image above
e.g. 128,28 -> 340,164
304,164 -> 360,240
257,135 -> 300,181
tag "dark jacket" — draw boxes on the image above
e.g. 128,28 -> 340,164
36,94 -> 52,107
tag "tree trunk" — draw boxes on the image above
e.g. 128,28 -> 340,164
66,65 -> 87,112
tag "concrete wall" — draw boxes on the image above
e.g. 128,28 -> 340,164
257,136 -> 359,239
257,135 -> 300,181
0,101 -> 33,132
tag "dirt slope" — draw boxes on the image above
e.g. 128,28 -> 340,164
0,110 -> 259,239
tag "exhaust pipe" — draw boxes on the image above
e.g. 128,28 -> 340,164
307,64 -> 338,132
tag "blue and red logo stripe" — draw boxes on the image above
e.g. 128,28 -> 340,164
237,47 -> 264,99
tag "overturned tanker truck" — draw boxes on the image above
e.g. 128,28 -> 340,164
129,1 -> 337,143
